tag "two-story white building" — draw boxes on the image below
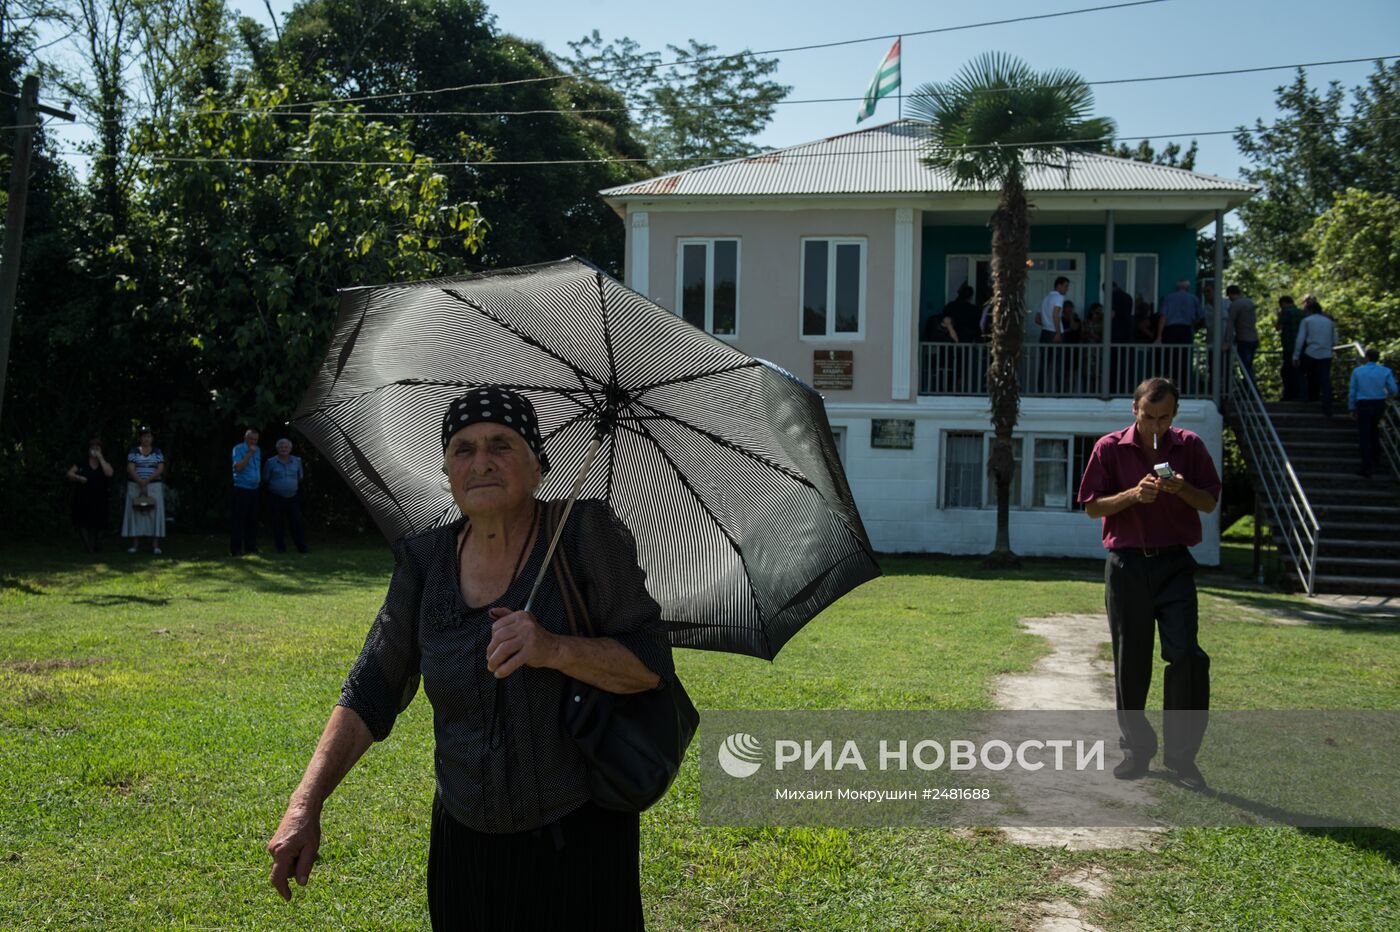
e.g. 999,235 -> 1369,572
600,120 -> 1254,563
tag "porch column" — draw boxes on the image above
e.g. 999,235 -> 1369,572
1212,209 -> 1224,408
1101,209 -> 1114,398
630,210 -> 649,298
892,207 -> 914,400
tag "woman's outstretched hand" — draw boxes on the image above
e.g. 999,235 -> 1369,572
267,802 -> 322,901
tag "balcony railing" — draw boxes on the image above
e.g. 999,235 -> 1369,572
919,342 -> 1214,398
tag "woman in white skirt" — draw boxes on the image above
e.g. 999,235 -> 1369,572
123,427 -> 166,554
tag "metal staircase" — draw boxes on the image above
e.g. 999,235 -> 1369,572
1227,348 -> 1400,595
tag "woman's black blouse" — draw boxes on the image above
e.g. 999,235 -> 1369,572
338,498 -> 674,834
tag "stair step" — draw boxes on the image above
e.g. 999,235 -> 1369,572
1315,555 -> 1400,570
1317,522 -> 1400,541
1305,488 -> 1400,504
1319,539 -> 1400,556
1295,470 -> 1400,486
1310,500 -> 1400,514
1307,575 -> 1400,596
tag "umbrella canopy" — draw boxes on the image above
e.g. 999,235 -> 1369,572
293,258 -> 880,659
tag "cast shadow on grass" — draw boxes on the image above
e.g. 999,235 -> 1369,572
72,594 -> 175,607
1305,826 -> 1400,866
0,576 -> 45,596
1200,589 -> 1400,635
1170,778 -> 1388,835
876,553 -> 1104,584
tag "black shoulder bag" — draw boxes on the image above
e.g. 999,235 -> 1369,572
543,500 -> 699,813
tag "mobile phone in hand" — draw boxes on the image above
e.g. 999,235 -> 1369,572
1153,463 -> 1176,480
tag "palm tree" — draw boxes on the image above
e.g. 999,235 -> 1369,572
908,52 -> 1113,568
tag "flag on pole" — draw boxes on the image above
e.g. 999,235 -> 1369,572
856,38 -> 901,124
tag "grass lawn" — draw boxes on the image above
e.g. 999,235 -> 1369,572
2,535 -> 1397,929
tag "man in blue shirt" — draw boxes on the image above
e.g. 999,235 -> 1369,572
262,438 -> 309,553
1155,280 -> 1203,345
1349,348 -> 1398,478
231,429 -> 261,556
1155,280 -> 1203,391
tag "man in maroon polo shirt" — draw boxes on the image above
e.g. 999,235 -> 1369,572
1077,377 -> 1221,791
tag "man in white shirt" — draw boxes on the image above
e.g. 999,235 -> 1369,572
1032,277 -> 1069,392
1292,295 -> 1337,417
1037,277 -> 1069,344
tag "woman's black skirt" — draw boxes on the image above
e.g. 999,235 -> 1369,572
428,796 -> 644,931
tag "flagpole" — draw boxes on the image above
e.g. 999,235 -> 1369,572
898,36 -> 903,120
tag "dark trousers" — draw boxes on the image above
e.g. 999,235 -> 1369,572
269,493 -> 308,552
1301,354 -> 1333,416
428,797 -> 643,931
230,487 -> 259,555
1281,352 -> 1302,400
1356,399 -> 1385,475
1105,548 -> 1210,765
1235,340 -> 1257,382
1160,325 -> 1193,390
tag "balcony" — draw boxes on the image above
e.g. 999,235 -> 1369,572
918,342 -> 1215,398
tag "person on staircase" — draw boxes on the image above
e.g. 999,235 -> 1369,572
1348,348 -> 1398,478
1292,296 -> 1336,417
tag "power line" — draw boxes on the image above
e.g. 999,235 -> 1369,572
111,115 -> 1396,170
269,0 -> 1171,111
131,54 -> 1397,123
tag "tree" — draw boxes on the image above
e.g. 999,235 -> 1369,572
1233,70 -> 1350,271
1112,138 -> 1197,171
909,52 -> 1113,567
274,0 -> 651,272
566,33 -> 790,172
1298,188 -> 1400,356
125,86 -> 488,433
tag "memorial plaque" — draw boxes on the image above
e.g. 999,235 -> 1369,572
813,350 -> 853,390
871,418 -> 915,450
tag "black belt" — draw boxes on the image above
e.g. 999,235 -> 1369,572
1111,544 -> 1187,558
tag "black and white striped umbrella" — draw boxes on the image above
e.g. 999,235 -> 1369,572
293,258 -> 880,659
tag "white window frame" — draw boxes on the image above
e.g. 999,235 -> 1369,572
1099,253 -> 1159,306
936,431 -> 1080,511
940,430 -> 986,510
799,237 -> 867,341
676,238 -> 741,338
1029,434 -> 1074,511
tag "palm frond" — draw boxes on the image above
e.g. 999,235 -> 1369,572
915,51 -> 1109,189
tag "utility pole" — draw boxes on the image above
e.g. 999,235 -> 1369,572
0,75 -> 76,429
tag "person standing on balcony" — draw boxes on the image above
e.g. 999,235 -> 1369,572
1156,280 -> 1203,391
1292,295 -> 1337,417
1037,277 -> 1068,345
1223,286 -> 1258,381
1348,348 -> 1397,478
1077,377 -> 1220,792
1033,277 -> 1069,391
1110,283 -> 1136,393
1275,296 -> 1306,400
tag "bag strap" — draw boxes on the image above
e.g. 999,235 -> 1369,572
544,499 -> 595,638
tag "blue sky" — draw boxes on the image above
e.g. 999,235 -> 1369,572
234,0 -> 1399,181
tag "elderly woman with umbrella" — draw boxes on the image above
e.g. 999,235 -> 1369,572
268,260 -> 879,928
268,388 -> 672,928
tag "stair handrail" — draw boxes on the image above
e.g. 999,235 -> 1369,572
1339,341 -> 1400,479
1227,348 -> 1322,595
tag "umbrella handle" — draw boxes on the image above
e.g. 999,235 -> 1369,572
522,435 -> 604,613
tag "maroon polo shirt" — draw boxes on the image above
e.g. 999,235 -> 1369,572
1077,425 -> 1221,550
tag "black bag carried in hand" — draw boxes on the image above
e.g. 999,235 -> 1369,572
545,500 -> 699,813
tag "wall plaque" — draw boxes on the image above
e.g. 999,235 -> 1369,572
813,350 -> 853,390
871,418 -> 915,450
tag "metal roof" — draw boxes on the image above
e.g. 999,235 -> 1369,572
601,120 -> 1254,200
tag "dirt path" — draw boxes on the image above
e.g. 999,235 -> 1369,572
994,614 -> 1165,932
